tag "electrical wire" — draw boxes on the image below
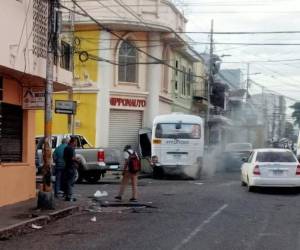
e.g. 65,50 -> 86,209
67,0 -> 206,79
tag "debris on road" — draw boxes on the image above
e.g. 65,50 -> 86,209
194,182 -> 204,185
94,190 -> 108,198
90,216 -> 97,222
31,224 -> 43,230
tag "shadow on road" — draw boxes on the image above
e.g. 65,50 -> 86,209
250,187 -> 299,196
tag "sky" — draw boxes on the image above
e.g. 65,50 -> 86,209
179,0 -> 300,120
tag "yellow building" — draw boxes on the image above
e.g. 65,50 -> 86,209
35,29 -> 100,146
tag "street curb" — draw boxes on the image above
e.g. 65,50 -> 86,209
0,215 -> 50,240
48,205 -> 80,221
0,205 -> 80,240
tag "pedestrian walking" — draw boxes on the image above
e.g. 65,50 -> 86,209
115,145 -> 141,202
53,138 -> 68,197
63,137 -> 78,202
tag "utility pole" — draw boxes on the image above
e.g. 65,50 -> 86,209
68,2 -> 75,135
206,19 -> 213,145
246,63 -> 250,101
38,0 -> 59,209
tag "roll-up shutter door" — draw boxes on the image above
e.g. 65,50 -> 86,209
109,110 -> 143,150
0,103 -> 23,162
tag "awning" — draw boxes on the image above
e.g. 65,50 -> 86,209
0,65 -> 71,92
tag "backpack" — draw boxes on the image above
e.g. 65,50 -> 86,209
126,150 -> 141,174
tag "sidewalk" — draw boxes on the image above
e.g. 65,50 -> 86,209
0,196 -> 82,240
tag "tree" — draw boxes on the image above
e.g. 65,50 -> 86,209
285,121 -> 294,140
290,102 -> 300,127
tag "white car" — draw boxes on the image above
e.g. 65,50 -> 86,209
241,148 -> 300,192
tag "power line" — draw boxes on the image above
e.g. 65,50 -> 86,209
222,58 -> 300,63
67,1 -> 206,79
169,31 -> 300,34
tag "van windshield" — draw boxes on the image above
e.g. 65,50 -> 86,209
155,123 -> 201,139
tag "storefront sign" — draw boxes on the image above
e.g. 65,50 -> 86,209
55,100 -> 77,115
110,97 -> 146,108
22,87 -> 45,109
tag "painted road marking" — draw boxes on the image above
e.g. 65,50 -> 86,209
173,204 -> 228,250
194,182 -> 204,185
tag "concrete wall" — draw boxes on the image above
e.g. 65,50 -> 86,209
0,1 -> 71,85
0,78 -> 36,207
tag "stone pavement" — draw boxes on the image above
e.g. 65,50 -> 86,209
0,196 -> 81,240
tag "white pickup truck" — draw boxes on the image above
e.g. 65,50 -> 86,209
35,134 -> 123,183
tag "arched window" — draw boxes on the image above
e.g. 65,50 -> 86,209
118,41 -> 137,83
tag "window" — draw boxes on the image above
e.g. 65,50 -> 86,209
36,136 -> 58,150
118,41 -> 137,83
175,60 -> 179,76
181,66 -> 186,96
162,47 -> 170,92
187,68 -> 192,96
175,81 -> 178,92
256,151 -> 297,163
155,123 -> 201,139
174,60 -> 179,92
60,41 -> 71,71
0,103 -> 23,162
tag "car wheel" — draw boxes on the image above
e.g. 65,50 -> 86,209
84,171 -> 101,184
76,170 -> 83,183
241,174 -> 246,186
247,176 -> 255,192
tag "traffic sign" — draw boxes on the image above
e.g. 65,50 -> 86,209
55,100 -> 77,115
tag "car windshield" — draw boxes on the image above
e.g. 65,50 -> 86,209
256,151 -> 297,163
155,123 -> 201,139
36,137 -> 57,150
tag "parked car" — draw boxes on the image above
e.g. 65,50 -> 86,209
35,134 -> 122,183
221,143 -> 252,172
241,148 -> 300,192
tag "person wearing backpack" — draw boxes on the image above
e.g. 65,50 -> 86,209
115,145 -> 141,202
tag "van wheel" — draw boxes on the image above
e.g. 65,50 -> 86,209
153,167 -> 164,179
84,171 -> 101,184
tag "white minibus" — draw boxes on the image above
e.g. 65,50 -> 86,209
151,113 -> 204,179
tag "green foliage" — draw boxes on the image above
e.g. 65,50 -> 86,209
290,102 -> 300,127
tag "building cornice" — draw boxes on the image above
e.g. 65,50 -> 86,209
55,88 -> 100,94
110,89 -> 149,98
159,95 -> 173,104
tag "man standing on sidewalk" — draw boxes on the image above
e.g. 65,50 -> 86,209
53,138 -> 68,198
63,137 -> 78,202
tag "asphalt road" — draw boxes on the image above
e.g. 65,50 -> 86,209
2,172 -> 300,250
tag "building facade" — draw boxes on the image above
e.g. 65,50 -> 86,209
35,0 -> 206,151
0,1 -> 72,206
251,93 -> 286,144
